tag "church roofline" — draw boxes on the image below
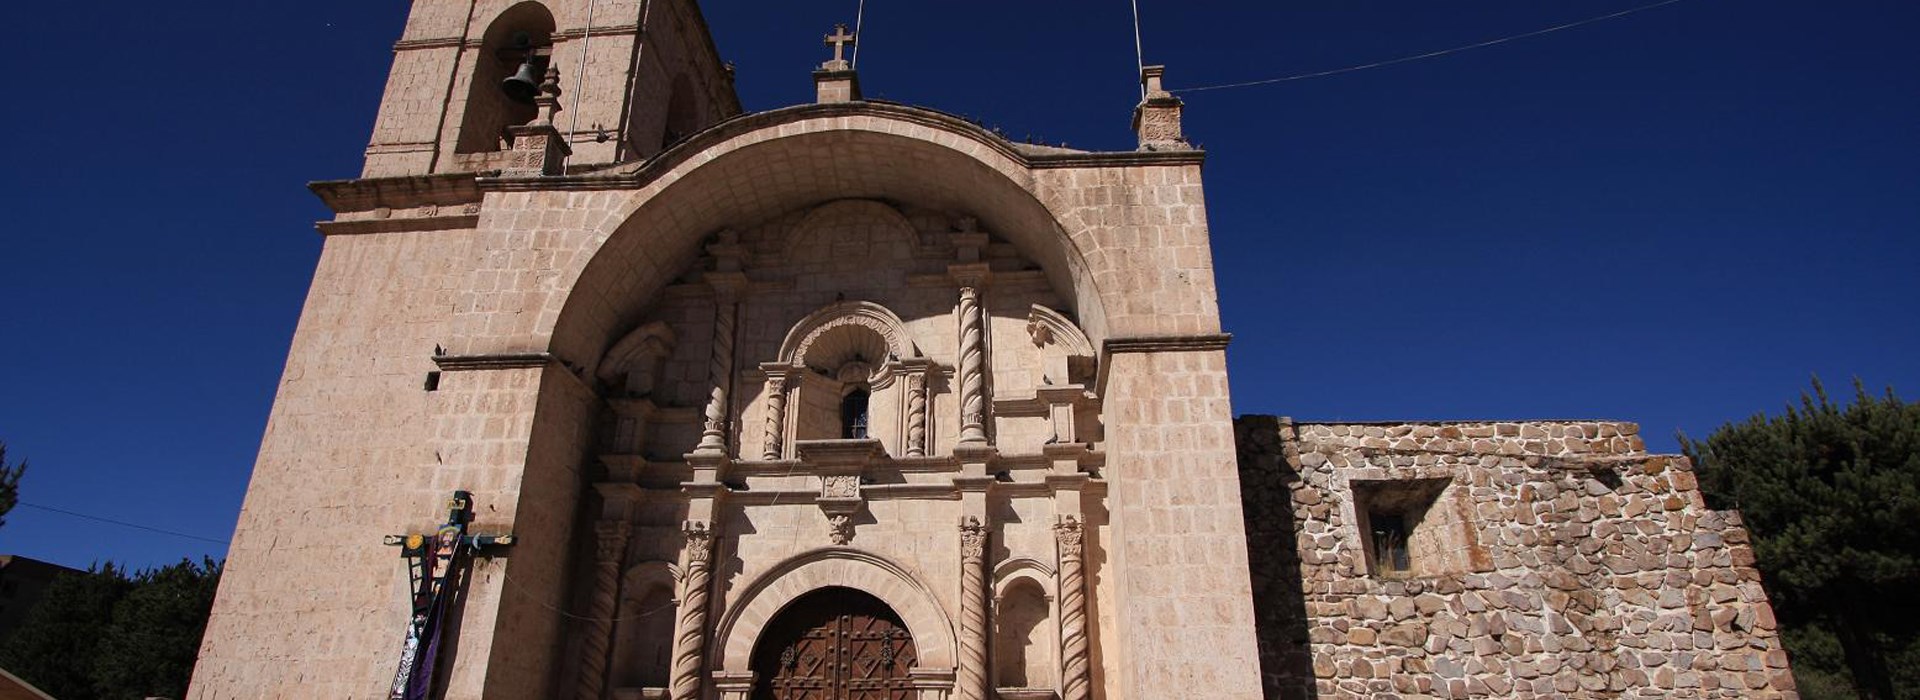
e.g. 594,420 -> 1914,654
480,101 -> 1205,192
1238,416 -> 1641,427
308,101 -> 1199,212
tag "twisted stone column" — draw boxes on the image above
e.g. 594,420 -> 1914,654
905,372 -> 928,457
957,517 -> 989,700
670,521 -> 715,700
957,286 -> 987,445
761,376 -> 787,460
577,521 -> 630,700
696,299 -> 738,454
1055,516 -> 1090,700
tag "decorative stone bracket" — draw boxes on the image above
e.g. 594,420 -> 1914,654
795,439 -> 885,545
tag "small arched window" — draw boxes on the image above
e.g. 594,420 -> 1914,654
841,389 -> 870,440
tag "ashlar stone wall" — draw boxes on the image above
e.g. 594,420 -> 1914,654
1236,416 -> 1798,699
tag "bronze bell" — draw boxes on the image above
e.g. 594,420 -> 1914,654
501,57 -> 543,104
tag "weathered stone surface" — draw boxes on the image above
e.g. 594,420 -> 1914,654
1237,416 -> 1800,700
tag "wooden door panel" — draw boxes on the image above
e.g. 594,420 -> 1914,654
756,589 -> 917,700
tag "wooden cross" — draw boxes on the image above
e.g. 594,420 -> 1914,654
381,491 -> 514,700
824,23 -> 856,68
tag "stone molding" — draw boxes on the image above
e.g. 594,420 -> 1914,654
310,172 -> 480,215
315,214 -> 479,237
391,36 -> 466,50
711,548 -> 957,672
432,352 -> 558,372
776,300 -> 922,367
1100,333 -> 1232,355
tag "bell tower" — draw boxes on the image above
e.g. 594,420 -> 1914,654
363,0 -> 740,178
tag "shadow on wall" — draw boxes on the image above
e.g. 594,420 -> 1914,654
1236,415 -> 1320,700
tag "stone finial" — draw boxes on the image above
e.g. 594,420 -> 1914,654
534,66 -> 563,126
814,23 -> 862,103
1132,65 -> 1190,152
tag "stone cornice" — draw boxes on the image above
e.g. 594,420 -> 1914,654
477,101 -> 1206,192
432,352 -> 556,372
392,36 -> 466,51
1102,333 -> 1232,355
311,173 -> 482,215
552,23 -> 641,40
316,214 -> 479,237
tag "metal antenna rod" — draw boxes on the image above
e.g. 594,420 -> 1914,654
564,0 -> 601,175
1130,0 -> 1146,100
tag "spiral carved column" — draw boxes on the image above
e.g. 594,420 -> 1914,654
696,298 -> 738,454
905,372 -> 928,457
1055,516 -> 1090,700
669,521 -> 715,700
957,516 -> 989,700
576,521 -> 630,700
761,376 -> 787,460
957,286 -> 987,445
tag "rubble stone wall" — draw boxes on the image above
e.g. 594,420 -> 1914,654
1236,416 -> 1798,699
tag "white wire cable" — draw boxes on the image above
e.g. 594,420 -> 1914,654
1177,0 -> 1691,93
852,0 -> 868,69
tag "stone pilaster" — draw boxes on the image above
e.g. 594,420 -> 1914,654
956,516 -> 990,700
696,234 -> 746,455
575,520 -> 630,700
695,299 -> 738,454
956,285 -> 986,445
905,371 -> 929,457
761,373 -> 788,460
669,521 -> 715,700
1054,515 -> 1090,700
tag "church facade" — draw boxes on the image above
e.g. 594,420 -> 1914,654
188,2 -> 1798,699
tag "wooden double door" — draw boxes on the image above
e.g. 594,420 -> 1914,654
751,587 -> 918,700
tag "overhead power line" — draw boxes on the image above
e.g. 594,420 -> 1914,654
1176,0 -> 1692,93
16,501 -> 231,546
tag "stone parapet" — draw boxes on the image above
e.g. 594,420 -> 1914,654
1290,419 -> 1647,458
1236,415 -> 1798,699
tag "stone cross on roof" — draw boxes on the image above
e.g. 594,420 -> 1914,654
822,23 -> 855,71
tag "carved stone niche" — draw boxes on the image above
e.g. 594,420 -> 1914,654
597,321 -> 679,455
1023,305 -> 1100,446
764,301 -> 934,458
599,321 -> 677,398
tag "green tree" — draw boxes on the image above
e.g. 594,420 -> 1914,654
0,563 -> 135,699
0,559 -> 223,700
94,558 -> 223,699
1683,379 -> 1920,700
0,441 -> 23,529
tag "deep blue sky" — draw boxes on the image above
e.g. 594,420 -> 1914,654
1,0 -> 1914,571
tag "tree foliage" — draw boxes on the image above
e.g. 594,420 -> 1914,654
0,441 -> 23,529
1683,379 -> 1920,700
0,558 -> 222,700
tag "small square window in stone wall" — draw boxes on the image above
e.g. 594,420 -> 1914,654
1351,477 -> 1464,579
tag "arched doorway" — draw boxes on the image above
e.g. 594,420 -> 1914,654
749,587 -> 917,700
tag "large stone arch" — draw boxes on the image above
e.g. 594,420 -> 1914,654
522,105 -> 1113,372
712,548 -> 956,673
